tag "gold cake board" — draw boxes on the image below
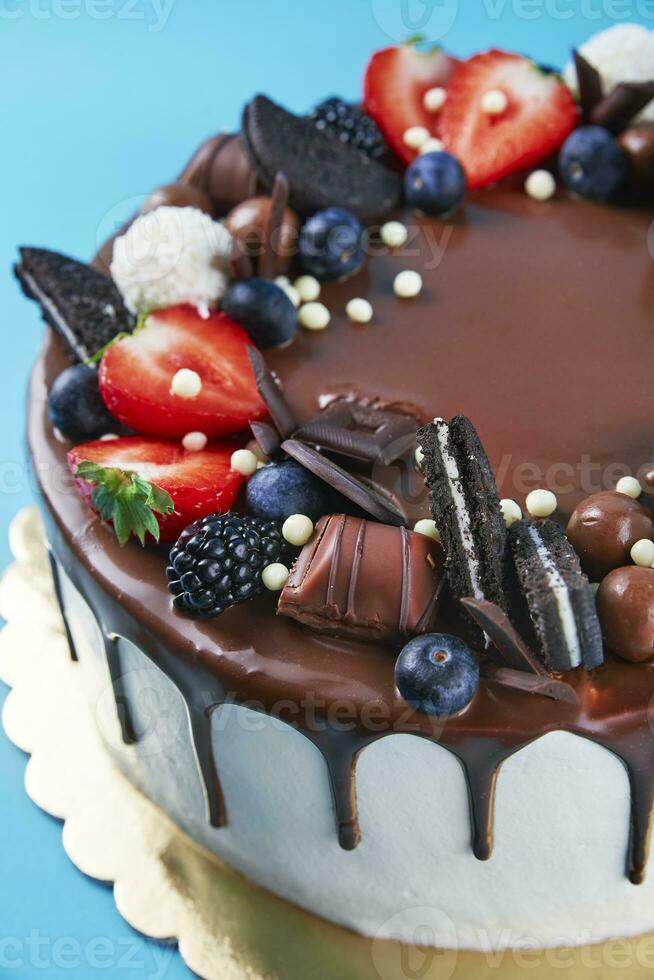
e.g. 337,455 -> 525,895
2,506 -> 654,980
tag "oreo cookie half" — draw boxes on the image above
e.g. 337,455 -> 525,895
417,416 -> 508,612
509,519 -> 604,673
242,95 -> 402,222
15,247 -> 135,362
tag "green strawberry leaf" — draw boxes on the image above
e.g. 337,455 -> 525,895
84,310 -> 152,367
74,460 -> 174,546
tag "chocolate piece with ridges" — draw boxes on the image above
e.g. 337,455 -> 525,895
179,132 -> 262,215
482,664 -> 579,704
509,519 -> 604,673
281,439 -> 406,526
297,401 -> 420,464
460,597 -> 545,675
249,420 -> 281,458
247,347 -> 297,438
278,514 -> 444,642
241,95 -> 402,222
417,416 -> 508,613
15,247 -> 135,363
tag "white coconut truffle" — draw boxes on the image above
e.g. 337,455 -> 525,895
563,25 -> 654,123
111,206 -> 233,314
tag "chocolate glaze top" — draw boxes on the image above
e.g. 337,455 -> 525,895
28,186 -> 654,882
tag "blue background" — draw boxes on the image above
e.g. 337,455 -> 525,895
1,2 -> 652,976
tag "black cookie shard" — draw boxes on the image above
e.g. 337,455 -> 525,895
509,518 -> 604,673
15,247 -> 135,363
417,416 -> 508,612
241,95 -> 402,223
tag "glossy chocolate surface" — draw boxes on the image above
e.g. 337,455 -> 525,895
598,566 -> 654,663
29,186 -> 654,882
567,491 -> 654,582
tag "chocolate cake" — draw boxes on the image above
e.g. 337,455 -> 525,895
18,24 -> 654,953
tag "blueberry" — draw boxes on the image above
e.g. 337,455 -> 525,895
299,207 -> 365,281
246,461 -> 331,522
558,126 -> 628,203
48,364 -> 117,442
404,152 -> 466,218
395,633 -> 479,717
221,278 -> 297,349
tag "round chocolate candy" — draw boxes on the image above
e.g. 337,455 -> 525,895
142,182 -> 214,216
597,566 -> 654,663
225,197 -> 299,275
566,490 -> 654,582
618,124 -> 654,186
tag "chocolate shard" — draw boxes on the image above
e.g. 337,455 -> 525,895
573,50 -> 604,119
460,597 -> 546,676
247,347 -> 298,438
281,439 -> 406,526
259,171 -> 290,280
249,420 -> 281,458
229,235 -> 254,281
590,81 -> 654,135
482,664 -> 579,705
278,514 -> 444,642
296,401 -> 420,464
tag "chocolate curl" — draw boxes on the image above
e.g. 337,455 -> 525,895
590,82 -> 654,135
281,439 -> 407,527
460,597 -> 546,676
247,347 -> 297,438
482,664 -> 579,705
250,420 -> 281,458
573,50 -> 604,120
259,171 -> 290,280
229,235 -> 254,281
297,402 -> 419,465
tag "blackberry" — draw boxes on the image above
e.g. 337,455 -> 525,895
310,98 -> 386,159
167,513 -> 290,619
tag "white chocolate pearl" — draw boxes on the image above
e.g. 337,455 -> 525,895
525,170 -> 556,202
423,86 -> 447,113
380,221 -> 408,249
230,448 -> 259,476
171,368 -> 202,399
500,499 -> 523,528
415,446 -> 425,470
631,538 -> 654,568
282,514 -> 314,547
403,126 -> 430,150
274,275 -> 290,288
413,518 -> 441,543
299,302 -> 330,330
282,284 -> 301,308
419,138 -> 444,155
616,476 -> 643,499
182,431 -> 208,452
394,270 -> 423,299
481,89 -> 508,115
262,562 -> 290,591
99,433 -> 119,441
246,438 -> 267,463
294,275 -> 321,303
346,298 -> 373,324
526,489 -> 557,518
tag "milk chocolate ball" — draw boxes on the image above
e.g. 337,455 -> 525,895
618,124 -> 654,186
566,491 -> 653,582
142,182 -> 214,216
225,197 -> 299,274
597,566 -> 654,663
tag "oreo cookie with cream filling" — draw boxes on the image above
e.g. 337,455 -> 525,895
241,95 -> 402,222
417,416 -> 508,612
509,518 -> 603,673
15,247 -> 135,363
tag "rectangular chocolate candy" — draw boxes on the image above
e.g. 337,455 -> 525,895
278,514 -> 444,642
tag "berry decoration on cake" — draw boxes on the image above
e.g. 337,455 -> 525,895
310,97 -> 386,158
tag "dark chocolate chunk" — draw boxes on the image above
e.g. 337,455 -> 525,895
482,664 -> 579,704
417,416 -> 508,616
573,50 -> 604,119
241,95 -> 402,222
297,401 -> 420,464
590,81 -> 654,135
509,519 -> 604,673
249,420 -> 282,459
278,514 -> 444,642
246,347 -> 298,438
15,247 -> 135,362
259,172 -> 290,280
229,235 -> 255,281
460,597 -> 545,676
282,439 -> 406,526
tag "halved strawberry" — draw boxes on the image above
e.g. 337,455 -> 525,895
363,42 -> 457,165
439,51 -> 577,189
68,437 -> 245,543
98,304 -> 266,439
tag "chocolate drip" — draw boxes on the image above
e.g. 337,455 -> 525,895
104,633 -> 138,745
186,703 -> 228,829
454,747 -> 505,861
316,740 -> 362,851
47,549 -> 78,662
